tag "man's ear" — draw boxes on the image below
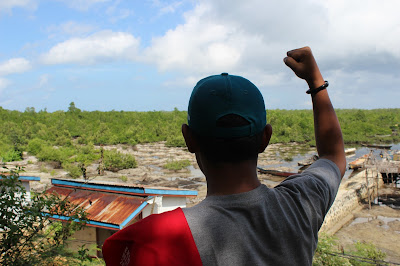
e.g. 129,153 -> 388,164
182,124 -> 199,153
259,124 -> 272,153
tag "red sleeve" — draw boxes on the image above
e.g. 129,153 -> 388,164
102,208 -> 202,266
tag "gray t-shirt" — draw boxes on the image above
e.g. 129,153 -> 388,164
183,159 -> 341,266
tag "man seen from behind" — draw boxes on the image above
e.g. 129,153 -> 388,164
102,46 -> 346,266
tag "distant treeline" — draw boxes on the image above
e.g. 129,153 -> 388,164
1,103 -> 399,165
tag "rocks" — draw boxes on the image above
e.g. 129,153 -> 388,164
4,142 -> 316,206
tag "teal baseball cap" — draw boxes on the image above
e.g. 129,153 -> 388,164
188,73 -> 266,138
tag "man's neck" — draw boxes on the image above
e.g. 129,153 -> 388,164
203,160 -> 261,196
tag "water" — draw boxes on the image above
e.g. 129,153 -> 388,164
148,164 -> 163,174
187,143 -> 400,181
378,195 -> 400,209
188,165 -> 204,179
347,143 -> 400,162
261,152 -> 314,172
350,215 -> 400,229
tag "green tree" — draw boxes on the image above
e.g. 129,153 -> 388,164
0,171 -> 88,265
67,102 -> 81,114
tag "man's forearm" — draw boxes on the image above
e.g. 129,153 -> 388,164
311,88 -> 346,176
284,47 -> 346,176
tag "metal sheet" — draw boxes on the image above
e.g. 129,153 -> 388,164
51,178 -> 198,197
46,187 -> 146,226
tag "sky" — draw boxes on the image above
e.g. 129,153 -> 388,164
0,0 -> 399,112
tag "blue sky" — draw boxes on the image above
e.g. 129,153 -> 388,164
0,0 -> 399,112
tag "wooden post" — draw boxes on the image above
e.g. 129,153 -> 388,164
376,171 -> 379,204
99,144 -> 104,175
365,167 -> 371,209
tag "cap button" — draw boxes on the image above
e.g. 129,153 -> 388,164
221,72 -> 228,76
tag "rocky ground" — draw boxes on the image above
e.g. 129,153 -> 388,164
9,142 -> 314,205
4,142 -> 400,262
334,203 -> 400,263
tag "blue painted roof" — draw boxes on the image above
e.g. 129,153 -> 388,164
19,176 -> 40,181
51,178 -> 198,197
47,214 -> 121,230
0,175 -> 40,182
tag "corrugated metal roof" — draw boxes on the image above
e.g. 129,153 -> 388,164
51,178 -> 198,197
52,178 -> 193,190
46,187 -> 146,226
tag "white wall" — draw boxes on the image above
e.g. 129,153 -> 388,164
21,181 -> 31,202
142,196 -> 187,218
160,196 -> 187,213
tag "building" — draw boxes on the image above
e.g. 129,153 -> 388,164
0,174 -> 40,203
45,178 -> 198,257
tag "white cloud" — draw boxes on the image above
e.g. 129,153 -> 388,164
105,1 -> 133,23
46,21 -> 96,37
143,0 -> 400,80
107,8 -> 133,23
158,1 -> 183,15
38,0 -> 400,80
314,0 -> 400,60
143,1 -> 324,74
143,4 -> 242,74
0,58 -> 32,76
57,0 -> 111,11
136,0 -> 400,109
0,0 -> 36,12
41,30 -> 140,65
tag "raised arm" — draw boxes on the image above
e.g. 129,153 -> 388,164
284,47 -> 346,177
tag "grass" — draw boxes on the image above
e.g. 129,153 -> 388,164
163,159 -> 191,171
40,165 -> 48,173
313,234 -> 387,266
119,175 -> 128,182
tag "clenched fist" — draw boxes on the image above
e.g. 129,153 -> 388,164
284,47 -> 325,90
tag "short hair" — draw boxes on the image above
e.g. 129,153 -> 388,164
194,114 -> 263,163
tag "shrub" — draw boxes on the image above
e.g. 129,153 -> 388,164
313,234 -> 351,265
62,163 -> 82,178
75,144 -> 100,165
55,135 -> 72,146
104,149 -> 137,172
166,135 -> 186,147
27,138 -> 47,155
119,175 -> 128,182
163,159 -> 191,171
0,149 -> 22,162
37,146 -> 64,163
37,146 -> 75,165
313,234 -> 388,266
349,241 -> 386,266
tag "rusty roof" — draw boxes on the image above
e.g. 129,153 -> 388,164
46,186 -> 147,229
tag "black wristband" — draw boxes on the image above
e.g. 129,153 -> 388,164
306,81 -> 329,95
